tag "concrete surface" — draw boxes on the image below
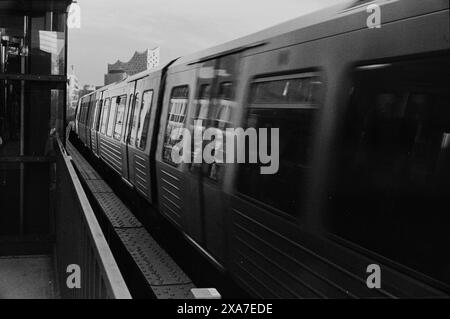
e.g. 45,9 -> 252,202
0,255 -> 57,299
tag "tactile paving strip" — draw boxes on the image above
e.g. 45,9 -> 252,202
66,143 -> 101,180
67,141 -> 196,298
152,284 -> 196,299
95,193 -> 142,228
116,228 -> 192,286
86,179 -> 113,194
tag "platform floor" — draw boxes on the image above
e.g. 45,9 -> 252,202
0,255 -> 57,299
67,141 -> 195,298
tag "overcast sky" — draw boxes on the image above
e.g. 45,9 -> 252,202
68,0 -> 346,86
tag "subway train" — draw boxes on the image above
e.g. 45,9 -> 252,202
74,0 -> 450,298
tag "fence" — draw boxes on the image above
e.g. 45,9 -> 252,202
54,136 -> 131,299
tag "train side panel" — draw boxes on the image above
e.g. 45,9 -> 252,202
125,71 -> 163,201
155,69 -> 197,232
98,83 -> 128,174
225,3 -> 450,298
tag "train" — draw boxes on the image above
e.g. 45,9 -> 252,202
73,0 -> 450,298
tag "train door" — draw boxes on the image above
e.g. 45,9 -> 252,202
126,76 -> 156,201
120,81 -> 137,184
75,99 -> 81,135
156,71 -> 193,230
86,94 -> 96,149
82,95 -> 90,146
91,92 -> 103,157
185,54 -> 240,264
88,95 -> 96,150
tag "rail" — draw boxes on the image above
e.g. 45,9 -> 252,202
54,136 -> 131,299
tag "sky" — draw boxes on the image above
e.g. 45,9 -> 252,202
68,0 -> 347,86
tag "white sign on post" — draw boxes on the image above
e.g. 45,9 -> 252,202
67,2 -> 81,29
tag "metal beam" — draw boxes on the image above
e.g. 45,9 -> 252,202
0,73 -> 67,82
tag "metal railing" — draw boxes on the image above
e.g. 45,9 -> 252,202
54,136 -> 131,299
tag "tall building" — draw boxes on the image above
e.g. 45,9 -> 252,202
104,47 -> 160,85
67,65 -> 80,121
78,84 -> 96,98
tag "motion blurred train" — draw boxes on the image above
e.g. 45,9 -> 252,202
74,0 -> 450,298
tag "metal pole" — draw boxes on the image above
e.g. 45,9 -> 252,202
19,16 -> 28,235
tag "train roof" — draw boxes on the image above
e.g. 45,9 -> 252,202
125,65 -> 165,82
80,0 -> 448,101
171,0 -> 449,68
171,0 -> 355,67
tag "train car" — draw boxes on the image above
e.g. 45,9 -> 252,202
75,0 -> 450,298
83,67 -> 170,201
75,91 -> 95,147
117,67 -> 165,201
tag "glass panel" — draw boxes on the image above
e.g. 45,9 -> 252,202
87,97 -> 96,129
25,84 -> 63,156
0,15 -> 25,74
162,86 -> 189,165
250,77 -> 321,105
237,107 -> 318,215
0,80 -> 21,156
129,93 -> 140,146
106,97 -> 117,137
100,98 -> 110,134
193,84 -> 210,120
29,12 -> 66,75
329,56 -> 450,285
237,75 -> 321,216
136,90 -> 153,149
95,99 -> 103,131
0,164 -> 20,235
113,95 -> 126,140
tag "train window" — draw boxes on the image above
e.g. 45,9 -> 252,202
236,74 -> 322,216
128,93 -> 140,146
250,75 -> 321,105
218,82 -> 233,100
95,99 -> 103,131
84,99 -> 89,125
193,84 -> 211,120
82,102 -> 88,124
80,102 -> 84,123
212,82 -> 233,125
199,81 -> 235,181
79,103 -> 83,124
113,95 -> 127,140
106,97 -> 117,137
162,86 -> 189,165
88,98 -> 97,129
329,56 -> 450,285
100,98 -> 111,135
189,84 -> 211,173
136,90 -> 154,150
125,94 -> 134,144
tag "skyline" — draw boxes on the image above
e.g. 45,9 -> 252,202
68,0 -> 347,86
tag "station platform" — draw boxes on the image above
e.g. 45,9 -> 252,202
0,137 -> 132,299
65,141 -> 197,298
0,255 -> 56,299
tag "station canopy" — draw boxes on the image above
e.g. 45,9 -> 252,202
0,0 -> 71,12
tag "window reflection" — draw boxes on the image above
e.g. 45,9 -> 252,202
29,12 -> 66,75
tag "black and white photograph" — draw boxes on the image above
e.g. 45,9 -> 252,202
0,0 -> 449,306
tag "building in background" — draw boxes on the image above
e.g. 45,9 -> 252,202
104,47 -> 160,85
78,84 -> 96,98
67,65 -> 79,121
